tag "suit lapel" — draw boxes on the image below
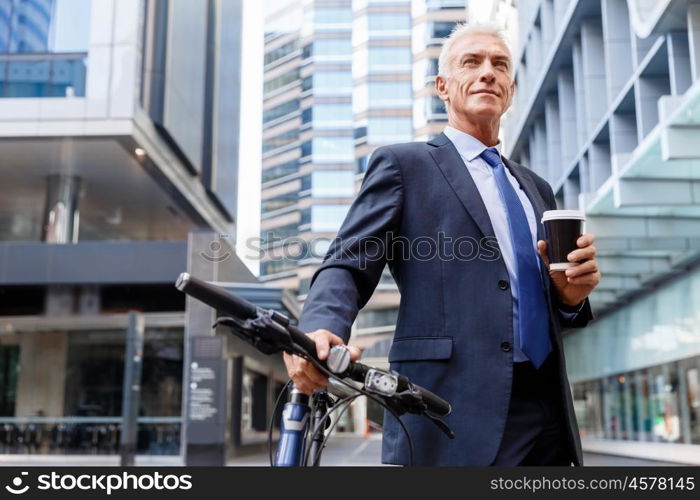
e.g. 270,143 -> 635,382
427,133 -> 496,239
427,133 -> 553,293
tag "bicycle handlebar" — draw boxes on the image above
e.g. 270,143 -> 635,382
175,272 -> 451,417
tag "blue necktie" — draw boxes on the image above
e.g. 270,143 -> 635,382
480,147 -> 551,368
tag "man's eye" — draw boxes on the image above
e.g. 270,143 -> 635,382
464,59 -> 477,65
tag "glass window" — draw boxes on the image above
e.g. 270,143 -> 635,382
687,364 -> 700,444
429,21 -> 457,40
650,365 -> 681,443
1,0 -> 91,53
368,81 -> 411,101
301,75 -> 312,92
262,160 -> 299,183
426,0 -> 467,9
0,344 -> 19,416
310,171 -> 354,197
367,117 -> 412,144
309,137 -> 354,162
261,191 -> 298,214
264,40 -> 298,66
365,81 -> 412,108
368,47 -> 411,71
311,103 -> 353,128
261,258 -> 297,275
0,0 -> 90,97
368,14 -> 410,31
262,130 -> 298,153
426,58 -> 439,77
313,71 -> 353,93
428,94 -> 446,114
314,7 -> 352,24
356,307 -> 399,329
311,204 -> 350,232
0,326 -> 183,455
261,223 -> 299,244
301,107 -> 312,124
263,99 -> 299,123
357,155 -> 370,174
263,69 -> 299,94
312,38 -> 352,56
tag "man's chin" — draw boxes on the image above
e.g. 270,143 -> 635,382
461,106 -> 502,121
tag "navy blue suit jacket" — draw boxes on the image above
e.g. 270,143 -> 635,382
298,132 -> 593,466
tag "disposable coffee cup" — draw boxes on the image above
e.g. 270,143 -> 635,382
541,210 -> 586,271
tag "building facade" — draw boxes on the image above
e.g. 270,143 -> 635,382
0,0 -> 287,464
504,0 -> 700,462
261,0 -> 469,353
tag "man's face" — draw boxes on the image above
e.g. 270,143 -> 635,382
435,32 -> 515,122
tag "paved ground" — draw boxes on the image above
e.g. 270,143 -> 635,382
227,434 -> 683,467
0,435 -> 684,467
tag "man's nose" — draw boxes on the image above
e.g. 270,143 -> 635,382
478,63 -> 496,82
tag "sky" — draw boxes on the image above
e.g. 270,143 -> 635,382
236,0 -> 264,276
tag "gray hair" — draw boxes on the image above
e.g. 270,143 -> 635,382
437,21 -> 513,78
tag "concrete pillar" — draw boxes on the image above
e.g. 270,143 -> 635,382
41,174 -> 81,244
15,331 -> 68,417
181,230 -> 235,465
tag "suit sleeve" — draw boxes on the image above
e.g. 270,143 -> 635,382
298,146 -> 404,343
536,176 -> 594,329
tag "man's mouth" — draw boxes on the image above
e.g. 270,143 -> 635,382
472,89 -> 499,96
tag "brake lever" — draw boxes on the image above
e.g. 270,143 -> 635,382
214,315 -> 291,355
424,412 -> 455,439
378,385 -> 455,439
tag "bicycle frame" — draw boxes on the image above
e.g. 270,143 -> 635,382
274,388 -> 309,467
274,388 -> 332,467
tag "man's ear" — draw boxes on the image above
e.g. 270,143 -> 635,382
504,79 -> 516,112
434,74 -> 449,104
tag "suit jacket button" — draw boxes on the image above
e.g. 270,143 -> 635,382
501,341 -> 512,352
498,280 -> 509,290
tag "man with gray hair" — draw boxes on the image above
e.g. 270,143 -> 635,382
285,22 -> 601,466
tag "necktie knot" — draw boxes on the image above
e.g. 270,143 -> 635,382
480,147 -> 502,169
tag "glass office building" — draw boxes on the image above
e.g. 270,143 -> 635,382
504,0 -> 700,461
0,0 -> 283,463
261,0 -> 468,352
261,0 -> 356,295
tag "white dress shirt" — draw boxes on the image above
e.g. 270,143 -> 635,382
443,125 -> 544,363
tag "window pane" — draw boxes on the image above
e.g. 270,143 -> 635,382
264,40 -> 298,66
312,103 -> 353,128
315,8 -> 353,24
313,71 -> 352,91
368,14 -> 410,31
261,160 -> 299,183
312,38 -> 352,56
0,0 -> 91,53
311,204 -> 350,232
311,137 -> 354,162
368,47 -> 411,71
263,99 -> 299,123
367,117 -> 412,144
311,171 -> 354,197
0,0 -> 90,97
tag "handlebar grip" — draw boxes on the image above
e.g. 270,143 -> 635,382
175,272 -> 258,319
286,324 -> 324,364
412,383 -> 451,417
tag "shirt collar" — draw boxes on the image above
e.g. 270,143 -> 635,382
443,125 -> 502,162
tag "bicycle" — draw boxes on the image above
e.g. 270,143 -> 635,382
176,272 -> 454,466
